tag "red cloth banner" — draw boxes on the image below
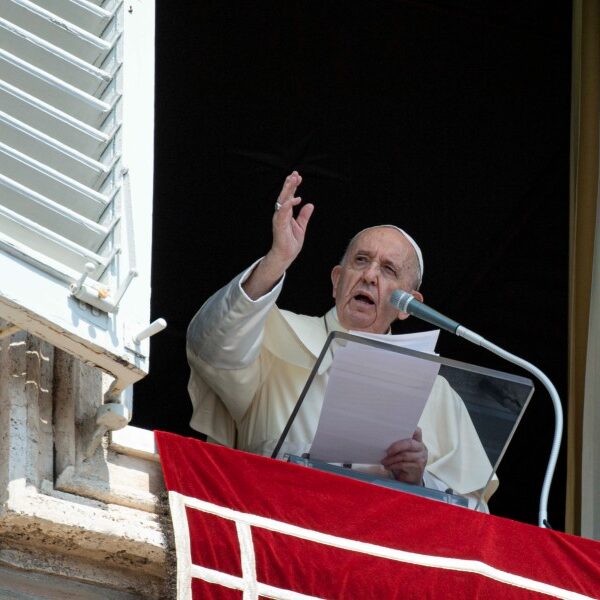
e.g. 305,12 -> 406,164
155,431 -> 600,599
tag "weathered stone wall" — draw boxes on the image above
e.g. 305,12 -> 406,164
0,332 -> 170,598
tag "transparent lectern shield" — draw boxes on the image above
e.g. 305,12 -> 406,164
272,331 -> 534,507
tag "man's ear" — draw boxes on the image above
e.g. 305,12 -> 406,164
331,265 -> 341,299
396,290 -> 424,321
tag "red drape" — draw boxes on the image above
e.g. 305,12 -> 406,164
156,431 -> 600,599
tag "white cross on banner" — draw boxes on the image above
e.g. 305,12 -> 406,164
155,431 -> 600,599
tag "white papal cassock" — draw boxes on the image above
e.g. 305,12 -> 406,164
187,259 -> 497,508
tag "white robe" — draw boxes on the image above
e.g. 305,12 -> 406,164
187,260 -> 498,504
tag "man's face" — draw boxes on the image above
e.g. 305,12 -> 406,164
331,227 -> 423,333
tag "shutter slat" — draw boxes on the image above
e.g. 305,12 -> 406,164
0,79 -> 113,155
0,140 -> 109,218
85,0 -> 119,9
0,0 -> 114,64
0,17 -> 112,96
0,173 -> 110,249
0,48 -> 112,125
0,203 -> 107,272
0,18 -> 113,97
33,0 -> 116,35
0,110 -> 111,187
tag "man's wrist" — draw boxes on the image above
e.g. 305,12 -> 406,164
241,253 -> 288,300
261,250 -> 292,279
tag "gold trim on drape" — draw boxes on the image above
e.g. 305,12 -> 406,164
567,0 -> 600,536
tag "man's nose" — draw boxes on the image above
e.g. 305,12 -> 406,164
362,261 -> 379,283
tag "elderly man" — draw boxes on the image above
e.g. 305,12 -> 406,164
187,171 -> 495,508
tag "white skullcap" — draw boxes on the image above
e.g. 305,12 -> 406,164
353,224 -> 424,281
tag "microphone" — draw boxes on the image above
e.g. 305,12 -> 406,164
389,289 -> 461,334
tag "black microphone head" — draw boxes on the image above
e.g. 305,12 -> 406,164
390,289 -> 414,312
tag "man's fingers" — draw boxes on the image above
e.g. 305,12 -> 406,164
295,203 -> 314,231
273,197 -> 302,223
278,171 -> 302,203
386,429 -> 424,456
386,439 -> 415,455
383,455 -> 426,469
381,450 -> 425,468
383,431 -> 427,485
273,197 -> 313,235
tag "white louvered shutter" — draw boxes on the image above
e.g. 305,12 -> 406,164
0,0 -> 156,395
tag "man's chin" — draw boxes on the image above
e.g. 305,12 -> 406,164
339,310 -> 377,332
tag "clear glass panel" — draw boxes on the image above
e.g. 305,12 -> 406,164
273,331 -> 534,509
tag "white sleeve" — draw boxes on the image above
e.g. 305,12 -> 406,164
187,258 -> 285,369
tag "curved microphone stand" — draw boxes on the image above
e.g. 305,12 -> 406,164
455,326 -> 562,528
390,289 -> 563,528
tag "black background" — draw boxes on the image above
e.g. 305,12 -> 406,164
133,1 -> 572,529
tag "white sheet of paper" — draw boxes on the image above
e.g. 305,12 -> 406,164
309,332 -> 441,464
349,328 -> 440,354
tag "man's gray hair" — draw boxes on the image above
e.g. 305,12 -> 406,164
340,225 -> 424,290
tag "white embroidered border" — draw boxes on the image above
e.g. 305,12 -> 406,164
168,491 -> 323,599
169,491 -> 193,600
236,522 -> 258,599
168,491 -> 594,600
190,564 -> 324,600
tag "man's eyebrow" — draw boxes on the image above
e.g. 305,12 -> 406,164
381,260 -> 403,274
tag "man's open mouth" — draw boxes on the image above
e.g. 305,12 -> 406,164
353,293 -> 375,305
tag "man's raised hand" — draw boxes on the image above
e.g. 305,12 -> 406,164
241,171 -> 314,300
269,171 -> 314,270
